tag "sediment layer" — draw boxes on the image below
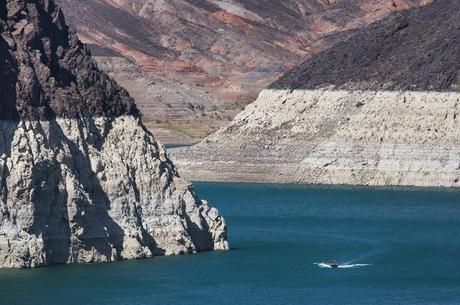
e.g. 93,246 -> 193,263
171,89 -> 460,187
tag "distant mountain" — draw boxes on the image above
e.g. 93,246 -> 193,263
58,0 -> 428,100
56,0 -> 429,143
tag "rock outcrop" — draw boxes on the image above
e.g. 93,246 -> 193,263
0,0 -> 228,268
171,0 -> 460,187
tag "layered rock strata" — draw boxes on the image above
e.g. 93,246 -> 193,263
171,1 -> 460,187
0,0 -> 228,268
57,0 -> 429,101
92,56 -> 240,144
172,90 -> 460,187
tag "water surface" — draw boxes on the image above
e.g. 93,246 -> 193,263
1,183 -> 459,305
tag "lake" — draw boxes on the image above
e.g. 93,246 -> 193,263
1,182 -> 459,305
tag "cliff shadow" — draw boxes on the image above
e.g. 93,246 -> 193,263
0,122 -> 70,267
0,32 -> 20,251
30,155 -> 72,265
84,118 -> 164,257
45,119 -> 125,262
183,186 -> 215,252
185,213 -> 214,252
0,121 -> 18,244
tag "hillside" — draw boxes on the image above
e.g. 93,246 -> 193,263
55,0 -> 428,143
271,0 -> 460,91
171,0 -> 460,187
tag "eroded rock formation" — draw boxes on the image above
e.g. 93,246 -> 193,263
0,0 -> 228,268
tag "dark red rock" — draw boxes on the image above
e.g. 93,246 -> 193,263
0,0 -> 138,120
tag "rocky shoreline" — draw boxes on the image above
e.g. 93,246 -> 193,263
0,0 -> 228,268
171,89 -> 460,187
0,116 -> 229,268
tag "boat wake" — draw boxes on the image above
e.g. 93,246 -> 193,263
314,262 -> 371,269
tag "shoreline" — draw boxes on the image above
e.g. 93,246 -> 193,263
170,158 -> 460,188
190,179 -> 460,192
170,89 -> 460,188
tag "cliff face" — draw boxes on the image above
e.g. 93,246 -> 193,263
54,0 -> 429,143
170,1 -> 460,187
0,0 -> 136,120
0,0 -> 228,268
172,90 -> 460,186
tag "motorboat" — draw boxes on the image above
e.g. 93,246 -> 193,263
329,261 -> 339,268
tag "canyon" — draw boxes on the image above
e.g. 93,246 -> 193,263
56,0 -> 430,143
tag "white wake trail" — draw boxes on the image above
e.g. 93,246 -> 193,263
314,262 -> 371,269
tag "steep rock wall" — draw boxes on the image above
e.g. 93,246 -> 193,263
0,0 -> 228,268
0,116 -> 228,268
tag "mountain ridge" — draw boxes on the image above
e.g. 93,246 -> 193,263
271,0 -> 460,92
0,0 -> 137,120
57,0 -> 429,101
55,0 -> 429,143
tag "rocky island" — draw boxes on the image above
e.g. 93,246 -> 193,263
171,0 -> 460,187
0,0 -> 228,268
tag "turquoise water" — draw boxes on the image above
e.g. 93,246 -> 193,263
1,182 -> 460,305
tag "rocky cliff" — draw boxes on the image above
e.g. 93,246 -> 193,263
55,0 -> 429,143
0,0 -> 228,268
171,0 -> 460,187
